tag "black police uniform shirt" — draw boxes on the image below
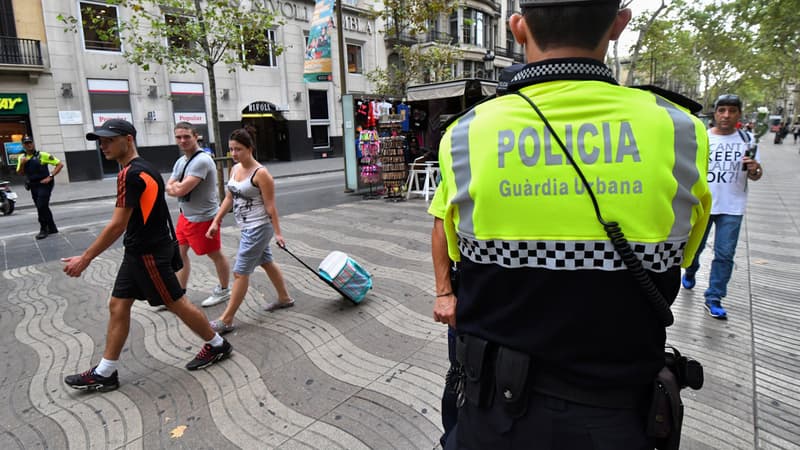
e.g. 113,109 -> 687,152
116,157 -> 173,254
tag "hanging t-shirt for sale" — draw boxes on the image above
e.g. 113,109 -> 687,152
707,130 -> 760,215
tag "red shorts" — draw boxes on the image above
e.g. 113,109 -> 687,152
176,213 -> 221,256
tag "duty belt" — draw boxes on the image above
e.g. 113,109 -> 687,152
455,334 -> 650,418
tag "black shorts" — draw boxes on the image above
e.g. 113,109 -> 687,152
112,247 -> 186,306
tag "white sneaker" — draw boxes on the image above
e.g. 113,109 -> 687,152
201,285 -> 231,307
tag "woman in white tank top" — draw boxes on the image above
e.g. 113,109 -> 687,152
205,129 -> 294,333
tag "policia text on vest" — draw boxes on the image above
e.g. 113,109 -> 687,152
497,121 -> 644,197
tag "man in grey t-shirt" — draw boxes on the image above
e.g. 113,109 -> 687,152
166,122 -> 231,307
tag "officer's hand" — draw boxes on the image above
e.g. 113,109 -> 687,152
433,294 -> 456,328
62,255 -> 90,278
19,156 -> 27,164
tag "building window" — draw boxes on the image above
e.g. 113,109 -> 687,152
308,90 -> 329,120
80,1 -> 121,52
450,13 -> 458,43
346,43 -> 362,73
463,61 -> 479,78
170,82 -> 209,144
87,79 -> 131,175
463,9 -> 490,47
165,14 -> 192,53
245,29 -> 278,67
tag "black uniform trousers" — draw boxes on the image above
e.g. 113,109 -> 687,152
30,181 -> 57,232
445,390 -> 653,450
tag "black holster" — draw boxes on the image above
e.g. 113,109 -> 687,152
648,367 -> 684,450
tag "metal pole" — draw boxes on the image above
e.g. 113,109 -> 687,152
335,0 -> 353,192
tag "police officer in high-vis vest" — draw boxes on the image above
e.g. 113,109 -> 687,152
429,1 -> 711,448
16,135 -> 63,239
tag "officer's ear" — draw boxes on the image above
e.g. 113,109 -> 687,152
609,8 -> 632,42
508,13 -> 530,46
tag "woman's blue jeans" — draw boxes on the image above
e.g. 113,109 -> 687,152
685,214 -> 743,301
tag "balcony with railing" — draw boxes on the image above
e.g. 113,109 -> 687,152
0,36 -> 44,70
384,30 -> 419,46
421,31 -> 457,46
494,46 -> 525,63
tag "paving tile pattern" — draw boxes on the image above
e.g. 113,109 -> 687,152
0,142 -> 798,449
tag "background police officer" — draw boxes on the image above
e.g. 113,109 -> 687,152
16,135 -> 63,239
429,0 -> 711,448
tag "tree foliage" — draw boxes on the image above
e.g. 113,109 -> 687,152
59,0 -> 283,152
366,0 -> 461,96
625,0 -> 800,114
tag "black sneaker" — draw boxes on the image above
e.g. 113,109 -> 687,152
35,229 -> 48,240
64,367 -> 119,392
186,339 -> 233,371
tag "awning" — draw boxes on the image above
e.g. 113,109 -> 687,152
406,79 -> 497,102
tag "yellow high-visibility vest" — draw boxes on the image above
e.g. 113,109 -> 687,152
429,80 -> 711,272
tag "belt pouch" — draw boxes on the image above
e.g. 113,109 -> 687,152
494,346 -> 531,418
456,335 -> 493,407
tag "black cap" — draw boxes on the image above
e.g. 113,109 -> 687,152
22,135 -> 33,143
86,119 -> 137,141
714,94 -> 742,110
519,0 -> 618,6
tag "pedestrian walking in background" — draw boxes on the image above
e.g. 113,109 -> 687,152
197,136 -> 214,155
683,94 -> 763,319
205,128 -> 293,334
62,119 -> 232,392
792,123 -> 799,144
429,0 -> 711,447
15,135 -> 63,239
166,122 -> 232,307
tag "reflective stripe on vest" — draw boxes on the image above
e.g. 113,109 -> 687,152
657,96 -> 700,241
444,89 -> 704,273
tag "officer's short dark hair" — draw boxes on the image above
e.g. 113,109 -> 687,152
523,1 -> 621,52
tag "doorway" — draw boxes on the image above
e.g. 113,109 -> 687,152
0,116 -> 30,180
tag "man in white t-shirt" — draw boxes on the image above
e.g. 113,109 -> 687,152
682,94 -> 763,319
166,122 -> 231,307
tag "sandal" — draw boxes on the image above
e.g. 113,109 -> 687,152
209,319 -> 236,334
263,299 -> 295,312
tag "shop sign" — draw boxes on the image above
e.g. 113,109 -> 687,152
174,112 -> 207,124
342,15 -> 372,34
59,110 -> 83,125
243,101 -> 280,114
0,93 -> 29,115
252,0 -> 311,22
4,141 -> 24,166
92,112 -> 133,126
250,0 -> 372,32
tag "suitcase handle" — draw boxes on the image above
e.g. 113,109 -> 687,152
278,244 -> 360,305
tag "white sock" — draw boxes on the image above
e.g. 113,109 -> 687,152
95,358 -> 118,377
207,333 -> 224,347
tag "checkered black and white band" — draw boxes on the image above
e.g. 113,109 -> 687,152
458,236 -> 686,272
511,62 -> 614,83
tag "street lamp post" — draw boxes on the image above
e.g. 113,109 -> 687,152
483,49 -> 495,80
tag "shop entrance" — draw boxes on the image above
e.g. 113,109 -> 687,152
242,101 -> 290,161
0,118 -> 30,180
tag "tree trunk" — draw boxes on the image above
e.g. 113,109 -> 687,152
193,0 -> 222,158
625,0 -> 667,86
